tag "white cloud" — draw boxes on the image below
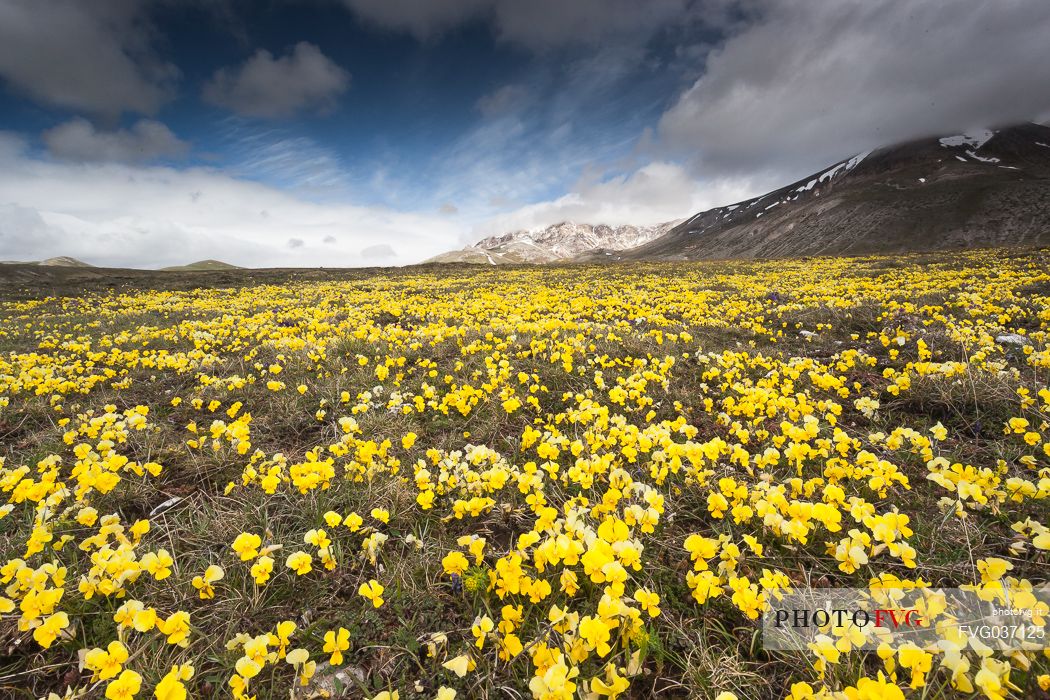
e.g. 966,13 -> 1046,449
0,0 -> 177,117
473,161 -> 757,237
43,118 -> 188,163
361,243 -> 397,259
203,42 -> 350,119
658,0 -> 1050,179
0,143 -> 463,268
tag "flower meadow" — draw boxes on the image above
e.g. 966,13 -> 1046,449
1,250 -> 1049,700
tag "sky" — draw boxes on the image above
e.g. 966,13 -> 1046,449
1,0 -> 1050,269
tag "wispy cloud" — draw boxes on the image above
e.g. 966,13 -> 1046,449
216,119 -> 354,198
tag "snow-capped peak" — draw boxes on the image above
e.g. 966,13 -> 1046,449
469,220 -> 682,263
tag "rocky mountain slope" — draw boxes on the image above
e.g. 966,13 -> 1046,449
428,220 -> 680,264
602,123 -> 1050,261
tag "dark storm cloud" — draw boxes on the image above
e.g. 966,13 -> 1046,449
203,42 -> 350,119
340,0 -> 700,49
43,118 -> 189,163
0,0 -> 178,117
657,0 -> 1050,179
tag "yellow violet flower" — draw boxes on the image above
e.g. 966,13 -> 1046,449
359,579 -> 385,607
191,565 -> 224,599
323,627 -> 351,665
285,551 -> 313,575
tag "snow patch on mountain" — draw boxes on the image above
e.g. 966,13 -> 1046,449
429,220 -> 682,264
472,221 -> 681,262
965,150 -> 1000,163
939,129 -> 995,149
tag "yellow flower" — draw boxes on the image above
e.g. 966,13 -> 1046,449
231,532 -> 262,561
272,620 -> 296,658
471,615 -> 494,648
85,640 -> 129,680
528,655 -> 577,699
323,627 -> 351,665
105,669 -> 142,700
633,588 -> 661,617
841,674 -> 905,700
235,656 -> 262,680
591,664 -> 630,698
251,555 -> 275,585
154,664 -> 194,700
140,549 -> 174,580
304,528 -> 331,549
359,579 -> 385,607
33,611 -> 69,648
578,615 -> 612,657
191,565 -> 224,599
442,550 -> 469,576
442,653 -> 472,678
157,611 -> 192,646
976,557 -> 1012,582
286,648 -> 310,666
285,551 -> 313,575
1007,417 -> 1029,433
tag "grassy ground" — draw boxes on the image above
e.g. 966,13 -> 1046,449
1,248 -> 1048,699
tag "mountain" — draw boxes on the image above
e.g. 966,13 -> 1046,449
1,256 -> 93,267
40,256 -> 93,267
600,123 -> 1050,261
428,220 -> 681,264
161,259 -> 241,271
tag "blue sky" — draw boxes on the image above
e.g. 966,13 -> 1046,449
0,1 -> 709,213
1,1 -> 1049,267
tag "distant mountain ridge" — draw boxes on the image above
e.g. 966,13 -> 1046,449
427,220 -> 681,264
601,122 -> 1050,261
161,259 -> 241,271
1,256 -> 93,267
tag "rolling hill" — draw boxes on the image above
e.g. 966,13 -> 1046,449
160,260 -> 242,272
